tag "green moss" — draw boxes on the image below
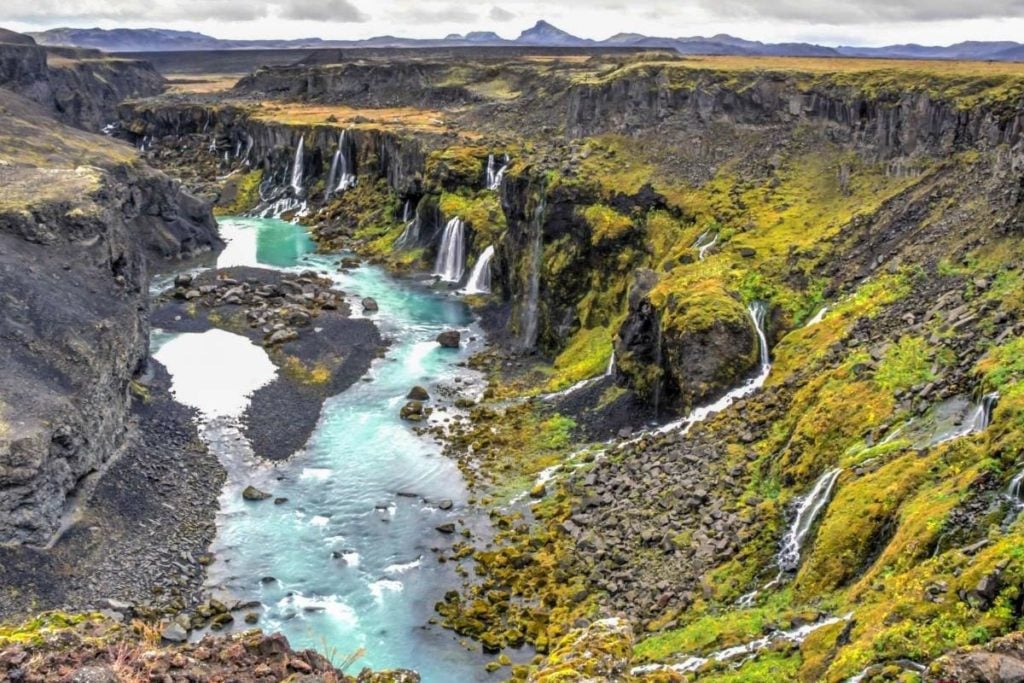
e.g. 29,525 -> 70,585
214,169 -> 263,216
875,336 -> 936,392
0,612 -> 99,646
545,325 -> 614,392
582,203 -> 634,245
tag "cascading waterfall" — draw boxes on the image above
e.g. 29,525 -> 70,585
968,392 -> 999,432
1008,469 -> 1024,504
806,306 -> 828,326
433,217 -> 466,283
606,349 -> 617,377
394,201 -> 420,250
778,468 -> 842,572
290,135 -> 305,194
655,301 -> 772,436
486,153 -> 509,191
327,130 -> 357,194
519,194 -> 546,350
694,231 -> 718,261
462,245 -> 495,294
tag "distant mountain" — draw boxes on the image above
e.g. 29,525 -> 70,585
24,22 -> 1024,62
517,20 -> 593,47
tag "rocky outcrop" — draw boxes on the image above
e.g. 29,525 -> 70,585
0,95 -> 219,545
565,67 -> 1024,158
927,632 -> 1024,682
0,30 -> 164,131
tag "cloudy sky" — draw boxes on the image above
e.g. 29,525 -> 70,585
4,0 -> 1024,46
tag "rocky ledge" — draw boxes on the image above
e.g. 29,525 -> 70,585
153,266 -> 383,460
0,612 -> 420,682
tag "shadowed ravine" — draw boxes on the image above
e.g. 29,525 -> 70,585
153,217 -> 494,681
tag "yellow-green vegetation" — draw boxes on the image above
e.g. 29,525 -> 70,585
251,101 -> 451,132
875,336 -> 937,392
427,144 -> 489,182
0,611 -> 99,646
544,324 -> 614,392
278,355 -> 334,385
214,169 -> 263,215
439,190 -> 505,245
583,203 -> 633,245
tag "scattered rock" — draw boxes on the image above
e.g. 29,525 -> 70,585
400,400 -> 425,421
407,385 -> 430,401
242,485 -> 271,501
362,297 -> 379,312
160,622 -> 188,643
436,330 -> 461,348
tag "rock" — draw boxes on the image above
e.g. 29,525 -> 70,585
738,247 -> 757,258
407,385 -> 430,401
265,328 -> 299,345
436,522 -> 456,534
400,400 -> 425,421
160,622 -> 188,643
436,330 -> 461,348
71,667 -> 118,683
245,612 -> 260,624
438,499 -> 454,510
242,485 -> 272,501
529,481 -> 547,499
362,297 -> 379,312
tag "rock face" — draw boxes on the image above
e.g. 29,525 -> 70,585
0,91 -> 219,545
0,31 -> 165,131
928,632 -> 1024,682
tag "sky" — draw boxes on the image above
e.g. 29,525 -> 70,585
4,0 -> 1024,47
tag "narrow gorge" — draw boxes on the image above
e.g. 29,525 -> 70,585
4,29 -> 1024,683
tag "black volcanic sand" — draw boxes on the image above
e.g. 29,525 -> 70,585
0,362 -> 223,621
152,265 -> 384,461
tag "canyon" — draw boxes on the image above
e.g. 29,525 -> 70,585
3,29 -> 1024,683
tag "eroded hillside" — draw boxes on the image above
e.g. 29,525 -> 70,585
114,50 -> 1024,681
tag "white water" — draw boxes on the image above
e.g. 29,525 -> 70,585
606,349 -> 617,377
694,231 -> 718,261
394,201 -> 420,251
806,306 -> 828,326
433,217 -> 466,283
461,245 -> 495,294
155,217 -> 493,681
778,468 -> 842,572
1009,469 -> 1024,503
933,391 -> 999,445
486,154 -> 508,191
654,302 -> 771,436
327,130 -> 357,194
632,613 -> 851,675
520,197 -> 545,350
290,135 -> 305,194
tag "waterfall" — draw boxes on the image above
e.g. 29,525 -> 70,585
968,392 -> 999,432
632,613 -> 851,676
290,135 -> 305,194
520,195 -> 545,350
326,131 -> 356,196
778,468 -> 842,572
655,301 -> 772,436
806,306 -> 828,326
1008,469 -> 1024,503
606,349 -> 617,377
402,200 -> 411,223
463,245 -> 495,294
433,217 -> 466,283
698,233 -> 719,261
395,212 -> 420,250
487,153 -> 509,191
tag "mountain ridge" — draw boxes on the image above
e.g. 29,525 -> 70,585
26,21 -> 1024,61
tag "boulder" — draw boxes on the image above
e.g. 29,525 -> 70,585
436,330 -> 461,348
362,297 -> 379,312
242,485 -> 271,501
407,385 -> 430,401
159,622 -> 188,643
400,400 -> 425,421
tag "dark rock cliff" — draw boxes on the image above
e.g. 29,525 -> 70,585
0,30 -> 164,131
0,92 -> 219,545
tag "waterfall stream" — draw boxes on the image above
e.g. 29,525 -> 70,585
486,154 -> 509,191
327,130 -> 357,194
290,135 -> 305,194
462,245 -> 495,294
654,301 -> 772,436
778,468 -> 842,572
433,217 -> 466,283
519,195 -> 545,350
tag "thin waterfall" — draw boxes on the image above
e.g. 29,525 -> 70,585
606,349 -> 617,377
1008,469 -> 1024,503
778,469 -> 842,572
433,217 -> 466,283
394,206 -> 420,250
654,301 -> 772,436
698,233 -> 719,261
806,306 -> 828,326
335,130 -> 357,193
968,392 -> 999,432
290,135 -> 305,194
402,200 -> 411,223
520,194 -> 545,350
463,245 -> 495,294
487,153 -> 509,191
